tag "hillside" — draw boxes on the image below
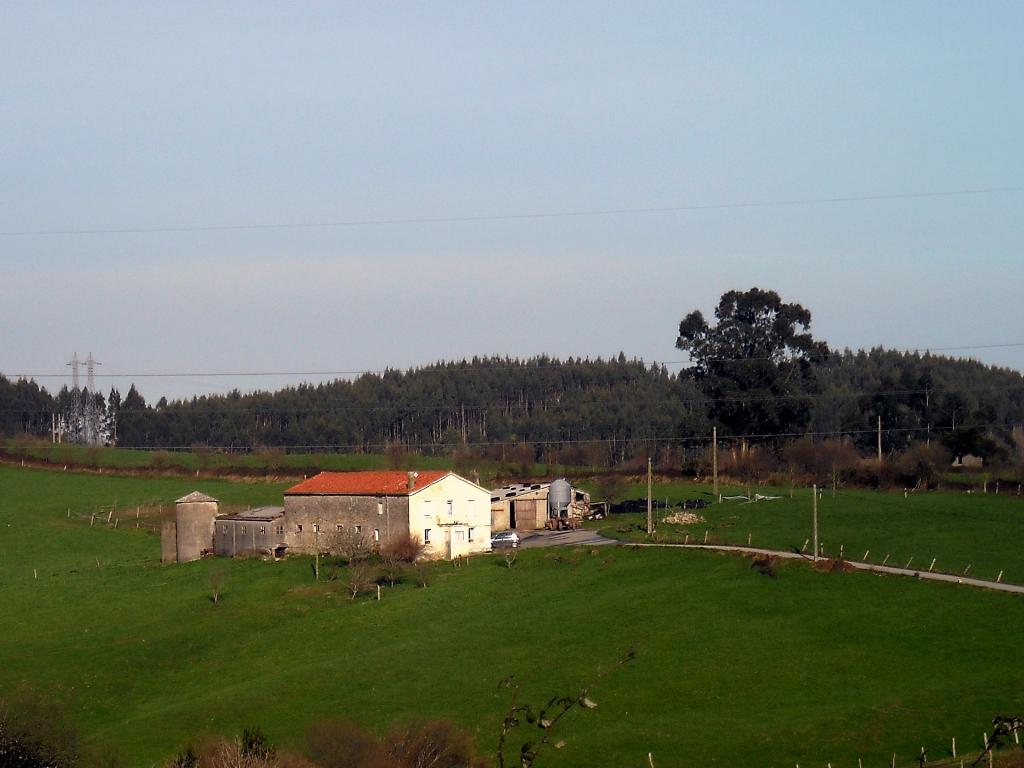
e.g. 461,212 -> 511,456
2,466 -> 1023,766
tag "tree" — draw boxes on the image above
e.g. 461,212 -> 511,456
675,288 -> 830,440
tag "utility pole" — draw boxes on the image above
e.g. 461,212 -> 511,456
812,483 -> 819,562
712,427 -> 719,500
877,415 -> 883,466
646,456 -> 653,535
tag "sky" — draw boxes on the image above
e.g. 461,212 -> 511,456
2,1 -> 1022,401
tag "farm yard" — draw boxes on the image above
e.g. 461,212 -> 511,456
2,464 -> 1024,767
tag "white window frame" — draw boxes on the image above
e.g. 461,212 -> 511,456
424,528 -> 432,544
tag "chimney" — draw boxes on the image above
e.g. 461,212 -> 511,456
407,471 -> 418,491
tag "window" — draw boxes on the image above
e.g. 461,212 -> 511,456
468,527 -> 474,542
377,498 -> 384,515
424,528 -> 431,544
446,500 -> 454,517
259,526 -> 266,535
336,524 -> 344,532
313,523 -> 320,533
455,530 -> 465,542
221,525 -> 228,534
296,524 -> 303,533
276,525 -> 284,535
355,525 -> 362,534
373,528 -> 380,542
240,525 -> 246,535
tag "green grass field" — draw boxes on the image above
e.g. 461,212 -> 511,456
593,480 -> 1024,585
1,438 -> 588,485
2,465 -> 1024,767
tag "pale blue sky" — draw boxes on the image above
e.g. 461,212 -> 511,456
2,2 -> 1022,399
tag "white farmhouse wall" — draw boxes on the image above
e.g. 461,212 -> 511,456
409,473 -> 491,557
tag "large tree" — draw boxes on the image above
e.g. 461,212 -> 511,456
675,287 -> 830,439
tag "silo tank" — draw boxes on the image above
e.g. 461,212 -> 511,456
548,478 -> 572,519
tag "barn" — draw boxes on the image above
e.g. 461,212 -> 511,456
490,478 -> 591,532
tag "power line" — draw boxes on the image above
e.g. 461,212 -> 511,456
1,186 -> 1019,237
2,382 -> 1022,417
5,342 -> 1024,380
103,420 -> 1018,453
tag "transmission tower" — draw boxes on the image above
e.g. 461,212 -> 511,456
84,352 -> 101,444
66,352 -> 83,443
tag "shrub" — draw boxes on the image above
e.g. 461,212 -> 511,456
151,450 -> 173,470
381,535 -> 423,564
303,720 -> 389,768
386,720 -> 484,768
347,561 -> 376,600
0,689 -> 80,768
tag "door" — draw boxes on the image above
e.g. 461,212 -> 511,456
509,501 -> 517,529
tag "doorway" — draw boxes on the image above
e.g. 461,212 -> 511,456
509,501 -> 517,529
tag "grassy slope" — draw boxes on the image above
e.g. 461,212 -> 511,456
594,481 -> 1024,584
2,466 -> 1023,767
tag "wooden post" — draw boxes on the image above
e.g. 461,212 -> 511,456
704,529 -> 708,544
952,736 -> 956,758
801,538 -> 809,553
863,550 -> 870,561
996,570 -> 1003,583
646,457 -> 653,536
928,558 -> 936,572
107,509 -> 113,523
376,584 -> 381,601
882,554 -> 890,565
712,427 -> 718,499
963,564 -> 972,575
812,484 -> 819,562
747,532 -> 752,546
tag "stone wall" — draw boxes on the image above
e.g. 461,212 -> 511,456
283,495 -> 410,554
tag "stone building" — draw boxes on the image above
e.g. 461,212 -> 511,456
282,470 -> 492,559
161,470 -> 492,562
213,507 -> 285,557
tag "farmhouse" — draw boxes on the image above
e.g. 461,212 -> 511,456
160,470 -> 492,562
283,470 -> 492,559
490,478 -> 590,531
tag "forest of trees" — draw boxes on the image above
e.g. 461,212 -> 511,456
3,289 -> 1023,467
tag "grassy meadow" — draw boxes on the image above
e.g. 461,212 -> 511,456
593,480 -> 1024,585
2,465 -> 1024,767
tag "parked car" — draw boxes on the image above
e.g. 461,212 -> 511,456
490,530 -> 520,549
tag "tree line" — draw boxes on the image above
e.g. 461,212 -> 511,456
2,289 -> 1022,466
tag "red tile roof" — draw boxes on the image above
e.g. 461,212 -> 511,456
284,470 -> 450,496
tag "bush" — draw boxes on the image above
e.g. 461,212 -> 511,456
381,535 -> 423,564
303,718 -> 483,768
0,689 -> 80,768
386,720 -> 484,768
304,720 -> 389,768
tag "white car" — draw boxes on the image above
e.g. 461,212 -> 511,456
490,530 -> 520,549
